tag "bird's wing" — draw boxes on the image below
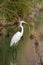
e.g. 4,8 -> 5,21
10,32 -> 20,47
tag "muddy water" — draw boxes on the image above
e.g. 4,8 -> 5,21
15,36 -> 36,65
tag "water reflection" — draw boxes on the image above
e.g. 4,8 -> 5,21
10,61 -> 16,65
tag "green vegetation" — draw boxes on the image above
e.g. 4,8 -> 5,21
0,0 -> 31,22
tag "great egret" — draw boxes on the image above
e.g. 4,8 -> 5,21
10,21 -> 27,47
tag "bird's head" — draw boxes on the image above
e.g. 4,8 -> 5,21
20,21 -> 27,25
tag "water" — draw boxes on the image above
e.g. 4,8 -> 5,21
10,61 -> 16,65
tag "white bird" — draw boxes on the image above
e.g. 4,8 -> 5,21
10,21 -> 27,47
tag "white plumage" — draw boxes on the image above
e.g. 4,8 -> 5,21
10,21 -> 27,47
10,32 -> 21,46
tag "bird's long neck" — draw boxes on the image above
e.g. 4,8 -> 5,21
20,23 -> 24,36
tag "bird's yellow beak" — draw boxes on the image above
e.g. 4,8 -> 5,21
24,22 -> 28,24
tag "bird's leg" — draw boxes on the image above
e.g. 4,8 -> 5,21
11,46 -> 17,64
14,46 -> 17,60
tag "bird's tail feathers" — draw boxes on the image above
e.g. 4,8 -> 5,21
10,41 -> 14,47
